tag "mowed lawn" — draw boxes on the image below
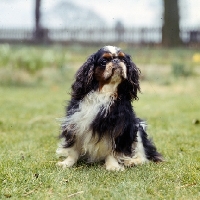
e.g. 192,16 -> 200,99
0,45 -> 200,199
0,76 -> 199,200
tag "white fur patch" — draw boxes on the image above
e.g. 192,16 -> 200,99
103,46 -> 120,55
139,121 -> 147,131
121,63 -> 127,79
61,91 -> 115,134
101,81 -> 121,94
58,91 -> 116,163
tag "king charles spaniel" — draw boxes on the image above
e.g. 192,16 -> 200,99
56,46 -> 163,171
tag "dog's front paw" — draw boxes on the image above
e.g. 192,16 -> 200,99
105,155 -> 124,171
106,163 -> 124,171
56,157 -> 77,168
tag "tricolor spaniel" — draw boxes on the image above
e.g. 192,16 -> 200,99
56,46 -> 163,171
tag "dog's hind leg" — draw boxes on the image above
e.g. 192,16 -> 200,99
137,120 -> 163,162
124,130 -> 148,167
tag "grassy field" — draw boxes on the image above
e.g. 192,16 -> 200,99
0,45 -> 200,199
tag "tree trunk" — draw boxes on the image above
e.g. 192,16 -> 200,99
35,0 -> 42,41
162,0 -> 182,47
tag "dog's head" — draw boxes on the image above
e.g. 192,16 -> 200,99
72,46 -> 140,100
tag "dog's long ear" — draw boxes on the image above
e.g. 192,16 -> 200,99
71,54 -> 97,100
119,54 -> 141,100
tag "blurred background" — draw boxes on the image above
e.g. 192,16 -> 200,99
0,0 -> 200,86
0,0 -> 200,46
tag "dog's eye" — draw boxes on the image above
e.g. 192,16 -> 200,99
99,58 -> 107,67
119,56 -> 125,62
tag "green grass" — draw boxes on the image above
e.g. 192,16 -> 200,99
0,45 -> 200,199
0,77 -> 200,199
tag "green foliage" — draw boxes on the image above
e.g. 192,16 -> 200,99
1,45 -> 200,70
171,62 -> 193,77
1,45 -> 200,86
0,45 -> 68,73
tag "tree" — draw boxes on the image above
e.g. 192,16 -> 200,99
162,0 -> 182,47
35,0 -> 43,41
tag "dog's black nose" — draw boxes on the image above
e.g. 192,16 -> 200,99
112,58 -> 120,64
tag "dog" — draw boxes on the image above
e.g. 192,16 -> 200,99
56,46 -> 163,171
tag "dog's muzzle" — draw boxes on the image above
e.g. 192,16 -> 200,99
111,59 -> 127,79
112,58 -> 120,64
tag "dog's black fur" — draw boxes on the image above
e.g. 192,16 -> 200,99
57,46 -> 163,169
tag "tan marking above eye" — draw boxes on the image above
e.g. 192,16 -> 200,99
102,53 -> 112,59
102,51 -> 125,62
118,52 -> 125,56
118,52 -> 125,58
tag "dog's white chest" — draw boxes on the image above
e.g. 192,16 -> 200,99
61,91 -> 114,161
68,91 -> 113,133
